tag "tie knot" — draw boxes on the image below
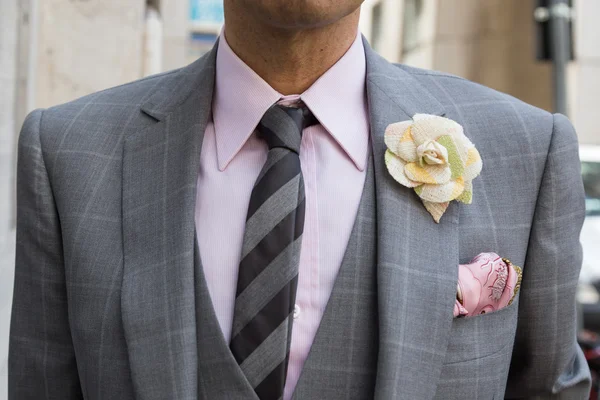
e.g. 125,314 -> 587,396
256,104 -> 318,153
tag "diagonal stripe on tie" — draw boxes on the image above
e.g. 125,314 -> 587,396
239,312 -> 291,386
236,199 -> 305,297
241,174 -> 304,259
254,147 -> 289,185
247,152 -> 301,220
232,239 -> 302,338
254,359 -> 287,400
230,275 -> 298,363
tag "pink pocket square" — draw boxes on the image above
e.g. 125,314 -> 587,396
454,253 -> 522,318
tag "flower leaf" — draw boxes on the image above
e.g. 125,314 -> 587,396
436,135 -> 465,181
455,188 -> 472,204
456,180 -> 473,204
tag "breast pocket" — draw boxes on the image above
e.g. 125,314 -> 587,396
434,296 -> 520,400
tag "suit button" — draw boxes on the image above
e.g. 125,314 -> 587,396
293,304 -> 301,320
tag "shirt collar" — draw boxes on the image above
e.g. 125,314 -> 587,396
213,31 -> 368,171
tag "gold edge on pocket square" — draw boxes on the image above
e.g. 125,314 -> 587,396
503,258 -> 522,306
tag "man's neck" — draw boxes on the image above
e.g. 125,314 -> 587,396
223,8 -> 360,95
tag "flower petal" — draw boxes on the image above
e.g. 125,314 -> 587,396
435,135 -> 465,181
462,146 -> 483,181
385,150 -> 421,188
404,162 -> 451,184
396,127 -> 418,162
421,200 -> 449,223
411,114 -> 463,145
384,121 -> 413,158
415,177 -> 466,203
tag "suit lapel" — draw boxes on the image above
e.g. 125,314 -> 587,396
121,45 -> 217,400
364,39 -> 460,400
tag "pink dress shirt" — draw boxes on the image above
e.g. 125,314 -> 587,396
195,32 -> 369,399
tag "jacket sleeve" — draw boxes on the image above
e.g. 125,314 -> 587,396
9,109 -> 83,399
505,113 -> 591,399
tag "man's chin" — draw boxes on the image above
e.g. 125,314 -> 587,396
235,0 -> 363,31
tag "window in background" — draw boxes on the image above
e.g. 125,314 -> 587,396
190,0 -> 224,28
189,32 -> 219,62
188,0 -> 223,63
581,147 -> 600,216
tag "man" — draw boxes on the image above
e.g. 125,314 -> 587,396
9,0 -> 590,399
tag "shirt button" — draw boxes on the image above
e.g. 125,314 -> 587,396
293,304 -> 301,320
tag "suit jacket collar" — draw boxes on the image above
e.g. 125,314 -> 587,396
138,42 -> 217,121
121,36 -> 460,400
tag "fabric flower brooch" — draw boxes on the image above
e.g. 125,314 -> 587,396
384,114 -> 483,222
454,253 -> 522,317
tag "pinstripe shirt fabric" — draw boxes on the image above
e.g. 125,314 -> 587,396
9,35 -> 591,400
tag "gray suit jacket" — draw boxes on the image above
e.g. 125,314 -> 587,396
9,38 -> 590,399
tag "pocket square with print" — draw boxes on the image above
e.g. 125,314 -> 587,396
454,253 -> 522,318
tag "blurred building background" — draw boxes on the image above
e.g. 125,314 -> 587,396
1,0 -> 599,398
362,0 -> 600,147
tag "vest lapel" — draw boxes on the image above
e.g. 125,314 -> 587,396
194,231 -> 258,399
293,155 -> 378,399
121,44 -> 219,400
363,38 -> 461,400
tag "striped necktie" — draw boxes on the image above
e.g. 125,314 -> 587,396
230,104 -> 317,400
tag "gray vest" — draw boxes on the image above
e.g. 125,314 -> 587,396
193,156 -> 378,400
